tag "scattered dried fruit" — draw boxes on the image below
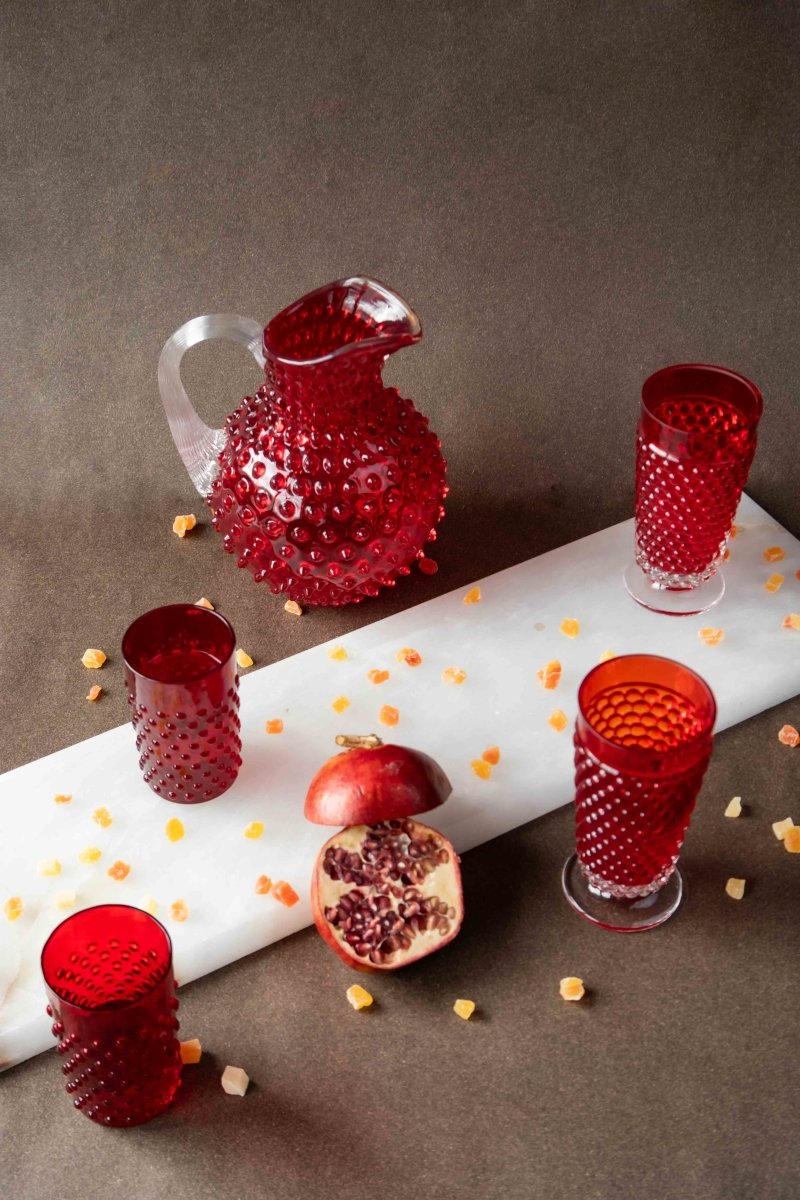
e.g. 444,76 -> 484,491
332,695 -> 351,714
284,600 -> 303,616
328,645 -> 348,661
379,705 -> 400,726
180,1038 -> 202,1064
463,587 -> 481,605
368,669 -> 390,685
53,794 -> 72,805
396,647 -> 422,667
559,977 -> 585,1001
3,897 -> 23,922
170,899 -> 190,922
346,984 -> 374,1010
482,746 -> 500,765
243,821 -> 264,840
254,875 -> 272,895
81,649 -> 106,669
92,807 -> 112,828
107,861 -> 131,882
273,881 -> 299,907
79,846 -> 101,864
772,818 -> 795,841
38,859 -> 61,877
235,649 -> 254,669
172,514 -> 197,538
783,614 -> 800,631
418,557 -> 438,575
725,877 -> 746,900
724,796 -> 742,819
764,546 -> 785,563
441,667 -> 466,685
765,574 -> 785,593
537,660 -> 562,690
730,524 -> 743,539
54,891 -> 76,910
796,570 -> 800,582
453,999 -> 476,1020
599,650 -> 616,663
698,627 -> 725,646
548,709 -> 568,732
265,719 -> 284,734
722,548 -> 731,561
778,725 -> 799,747
471,759 -> 492,780
559,618 -> 579,639
140,896 -> 158,915
194,597 -> 214,610
784,827 -> 800,854
165,818 -> 185,843
221,1065 -> 249,1096
86,685 -> 102,702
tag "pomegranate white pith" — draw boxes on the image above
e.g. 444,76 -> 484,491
313,819 -> 463,970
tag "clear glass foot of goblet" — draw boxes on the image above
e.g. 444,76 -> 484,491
562,853 -> 685,933
623,561 -> 725,616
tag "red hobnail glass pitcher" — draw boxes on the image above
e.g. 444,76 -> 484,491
158,278 -> 447,606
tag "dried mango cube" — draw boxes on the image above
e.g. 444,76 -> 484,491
442,667 -> 467,685
559,618 -> 580,639
93,807 -> 112,828
725,877 -> 746,900
140,896 -> 158,915
172,513 -> 197,538
482,746 -> 500,765
453,998 -> 476,1020
698,627 -> 725,646
346,984 -> 374,1010
328,645 -> 348,661
765,574 -> 785,593
243,821 -> 264,840
784,827 -> 800,854
235,649 -> 254,669
79,846 -> 101,864
418,557 -> 438,575
38,859 -> 61,877
265,719 -> 284,734
273,881 -> 299,907
379,705 -> 400,727
730,524 -> 743,539
194,597 -> 214,610
221,1065 -> 249,1096
772,817 -> 795,841
548,710 -> 568,733
796,570 -> 800,582
778,725 -> 799,747
254,875 -> 272,895
3,897 -> 23,923
463,587 -> 481,605
783,614 -> 800,631
331,695 -> 350,714
54,891 -> 76,911
170,899 -> 190,922
86,685 -> 102,701
396,647 -> 422,667
724,796 -> 742,819
764,546 -> 785,563
599,650 -> 615,663
368,669 -> 390,685
165,818 -> 185,843
471,759 -> 492,780
559,977 -> 585,1001
284,600 -> 303,616
180,1038 -> 202,1064
53,794 -> 71,805
537,660 -> 562,690
722,548 -> 731,562
81,648 -> 106,669
107,861 -> 130,882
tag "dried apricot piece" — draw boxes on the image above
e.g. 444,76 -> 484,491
482,746 -> 500,765
165,817 -> 185,843
698,627 -> 725,646
332,695 -> 350,714
463,587 -> 481,605
764,546 -> 785,563
265,719 -> 284,734
221,1065 -> 249,1096
379,705 -> 400,727
772,817 -> 795,841
172,514 -> 197,538
442,666 -> 467,685
722,548 -> 731,562
778,725 -> 799,747
3,897 -> 23,922
273,881 -> 299,907
93,807 -> 112,828
725,877 -> 746,900
243,821 -> 264,840
180,1038 -> 202,1064
54,891 -> 76,910
170,899 -> 190,922
559,618 -> 579,639
729,524 -> 743,539
783,614 -> 800,631
764,574 -> 785,593
536,660 -> 562,690
254,875 -> 272,895
784,827 -> 800,854
328,645 -> 348,661
86,685 -> 102,701
284,600 -> 303,616
418,557 -> 438,575
796,570 -> 800,582
548,709 -> 568,732
724,796 -> 742,819
107,861 -> 130,882
79,846 -> 101,864
471,759 -> 492,780
396,647 -> 422,667
559,977 -> 585,1001
368,669 -> 390,685
81,648 -> 106,669
38,859 -> 61,877
235,649 -> 254,669
346,984 -> 374,1010
194,597 -> 214,610
53,794 -> 72,805
453,999 -> 476,1020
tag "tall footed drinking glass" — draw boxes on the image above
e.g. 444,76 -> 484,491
624,363 -> 763,616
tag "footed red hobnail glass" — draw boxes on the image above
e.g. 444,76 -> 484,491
41,905 -> 181,1126
123,604 -> 241,803
623,363 -> 763,615
562,654 -> 716,932
158,278 -> 448,607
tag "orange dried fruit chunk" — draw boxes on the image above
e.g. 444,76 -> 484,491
548,709 -> 568,732
346,984 -> 374,1010
442,666 -> 467,685
764,574 -> 785,593
107,861 -> 131,882
772,817 -> 794,841
453,998 -> 476,1020
194,597 -> 214,610
235,649 -> 254,669
537,660 -> 562,690
172,513 -> 197,538
725,877 -> 746,900
368,669 -> 390,685
3,897 -> 23,922
722,548 -> 731,562
254,875 -> 272,895
93,807 -> 112,828
396,647 -> 422,667
180,1038 -> 202,1064
284,600 -> 303,616
81,648 -> 106,669
698,627 -> 725,646
54,794 -> 72,805
784,827 -> 800,854
778,724 -> 799,747
729,524 -> 743,539
328,645 -> 348,661
79,846 -> 101,864
273,880 -> 299,907
86,685 -> 102,701
165,817 -> 185,843
783,614 -> 800,631
559,977 -> 585,1001
418,557 -> 438,575
379,704 -> 400,727
796,570 -> 800,582
170,899 -> 190,922
38,859 -> 61,877
763,546 -> 785,563
471,759 -> 492,780
482,746 -> 500,765
265,719 -> 284,734
331,695 -> 350,714
559,618 -> 579,639
463,587 -> 481,605
243,821 -> 264,840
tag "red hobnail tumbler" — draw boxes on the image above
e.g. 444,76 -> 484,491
623,363 -> 763,615
123,604 -> 242,803
562,654 -> 716,932
41,905 -> 181,1126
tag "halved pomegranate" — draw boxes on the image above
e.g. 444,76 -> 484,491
306,736 -> 463,971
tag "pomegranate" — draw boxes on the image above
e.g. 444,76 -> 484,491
306,736 -> 463,971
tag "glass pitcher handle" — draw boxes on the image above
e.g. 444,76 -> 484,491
157,314 -> 265,497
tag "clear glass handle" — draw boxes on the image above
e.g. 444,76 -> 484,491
158,314 -> 265,497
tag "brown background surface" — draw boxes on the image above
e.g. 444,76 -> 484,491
1,2 -> 799,1197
